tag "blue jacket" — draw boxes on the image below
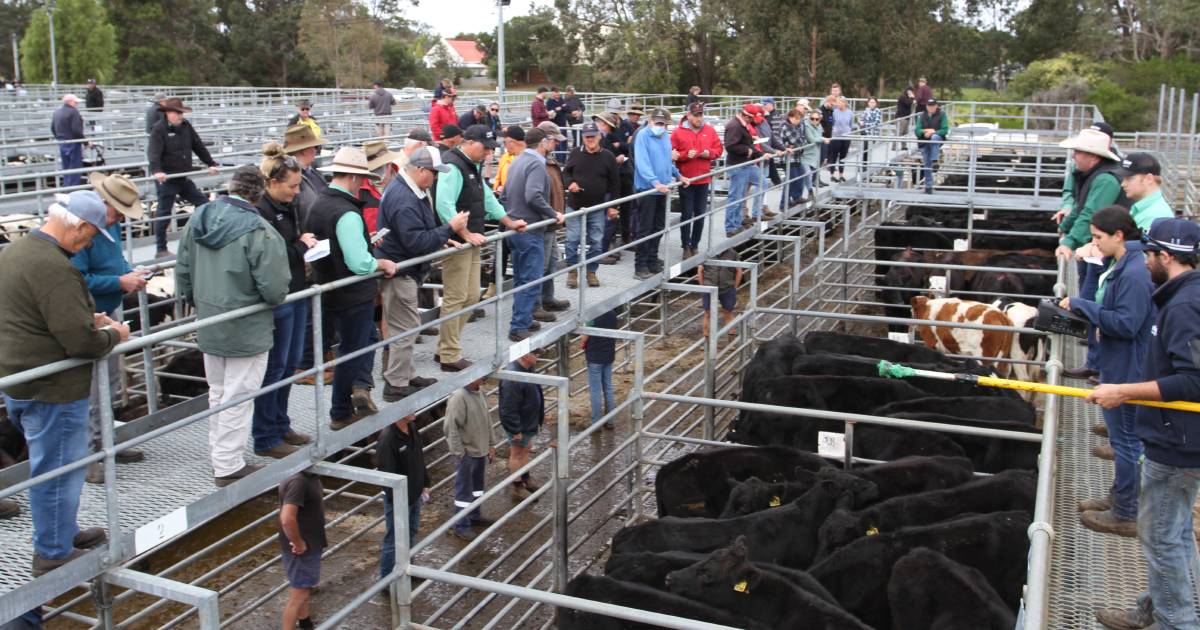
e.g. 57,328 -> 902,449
1069,249 -> 1155,386
585,309 -> 618,365
498,360 -> 544,435
71,223 -> 132,314
633,128 -> 680,194
1133,270 -> 1200,467
375,172 -> 453,284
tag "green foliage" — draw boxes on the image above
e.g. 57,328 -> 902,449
382,37 -> 433,88
1086,78 -> 1149,132
0,1 -> 35,82
298,0 -> 386,88
1105,57 -> 1200,97
1007,54 -> 1101,98
1010,0 -> 1084,65
19,0 -> 117,84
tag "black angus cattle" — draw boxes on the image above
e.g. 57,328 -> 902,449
121,292 -> 175,336
850,425 -> 970,462
802,331 -> 984,372
615,469 -> 878,569
873,395 -> 1036,425
815,469 -> 1036,559
663,537 -> 873,630
158,350 -> 209,406
886,412 -> 1042,472
849,455 -> 976,500
786,353 -> 1011,399
887,548 -> 1017,630
738,335 -> 810,407
654,446 -> 830,518
809,510 -> 1031,629
559,574 -> 755,630
605,548 -> 838,605
719,473 -> 821,518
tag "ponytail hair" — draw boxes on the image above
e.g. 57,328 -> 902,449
1091,205 -> 1141,241
260,141 -> 301,182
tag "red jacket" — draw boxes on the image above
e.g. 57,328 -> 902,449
670,121 -> 724,184
429,102 -> 457,140
531,98 -> 550,125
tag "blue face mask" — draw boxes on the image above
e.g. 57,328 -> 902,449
649,125 -> 666,137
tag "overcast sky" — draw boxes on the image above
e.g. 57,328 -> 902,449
405,0 -> 555,38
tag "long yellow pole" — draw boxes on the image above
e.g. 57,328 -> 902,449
973,375 -> 1200,413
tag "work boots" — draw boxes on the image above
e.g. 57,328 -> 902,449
1095,605 -> 1154,630
566,270 -> 578,289
1092,444 -> 1115,461
1080,509 -> 1138,538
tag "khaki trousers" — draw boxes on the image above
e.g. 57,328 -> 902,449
382,275 -> 420,387
203,352 -> 269,477
436,248 -> 481,363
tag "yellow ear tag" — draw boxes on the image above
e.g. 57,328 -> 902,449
733,579 -> 749,593
768,496 -> 781,507
866,527 -> 880,536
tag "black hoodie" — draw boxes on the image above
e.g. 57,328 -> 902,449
1135,270 -> 1200,467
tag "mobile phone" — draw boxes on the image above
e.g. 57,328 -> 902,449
371,228 -> 391,245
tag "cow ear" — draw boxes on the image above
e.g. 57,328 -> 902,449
910,295 -> 927,309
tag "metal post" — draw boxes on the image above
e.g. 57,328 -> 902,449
92,576 -> 113,628
311,295 -> 326,455
46,0 -> 58,87
1157,84 -> 1167,151
496,0 -> 506,103
1166,87 -> 1176,155
97,360 -> 122,565
1177,88 -> 1187,155
10,33 -> 19,83
629,332 -> 646,523
104,569 -> 222,630
137,290 -> 158,414
553,374 -> 570,593
842,422 -> 855,471
1189,93 -> 1198,185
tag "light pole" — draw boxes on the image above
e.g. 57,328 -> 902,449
497,0 -> 509,104
46,0 -> 58,86
10,33 -> 19,83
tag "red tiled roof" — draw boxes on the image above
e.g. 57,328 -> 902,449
445,39 -> 485,64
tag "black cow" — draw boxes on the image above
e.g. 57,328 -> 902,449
809,510 -> 1031,629
885,412 -> 1042,472
887,548 -> 1017,630
786,353 -> 1010,398
654,446 -> 830,518
615,469 -> 878,569
850,425 -> 970,464
559,575 -> 754,630
739,335 -> 809,406
849,455 -> 976,500
158,350 -> 208,406
719,472 -> 823,518
121,292 -> 175,336
605,548 -> 838,605
663,537 -> 873,630
872,395 -> 1036,425
815,469 -> 1036,559
802,331 -> 984,372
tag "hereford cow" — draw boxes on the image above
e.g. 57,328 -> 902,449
999,301 -> 1046,388
909,296 -> 1013,373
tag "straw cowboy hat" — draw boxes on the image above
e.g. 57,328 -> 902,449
1059,128 -> 1119,162
157,97 -> 193,114
283,124 -> 325,154
88,172 -> 144,219
362,140 -> 401,171
318,147 -> 380,180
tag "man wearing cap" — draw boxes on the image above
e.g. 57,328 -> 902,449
145,93 -> 168,135
723,104 -> 766,237
148,98 -> 220,258
503,125 -> 567,341
84,79 -> 103,111
546,86 -> 567,128
436,124 -> 464,153
73,173 -> 149,482
1056,128 -> 1130,381
914,98 -> 950,194
176,167 -> 290,486
51,94 -> 86,187
1118,152 -> 1175,231
498,349 -> 547,500
0,190 -> 130,575
563,121 -> 620,288
307,149 -> 399,428
376,147 -> 467,401
458,104 -> 488,133
435,125 -> 527,370
915,77 -> 933,109
533,121 -> 572,318
671,102 -> 723,259
493,125 -> 525,195
395,128 -> 432,172
632,107 -> 684,280
429,90 -> 458,142
368,81 -> 396,137
281,123 -> 328,238
532,87 -> 551,126
1090,219 -> 1200,630
288,99 -> 321,138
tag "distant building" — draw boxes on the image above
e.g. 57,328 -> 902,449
423,39 -> 488,78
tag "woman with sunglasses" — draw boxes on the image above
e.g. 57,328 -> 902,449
251,142 -> 318,458
287,99 -> 321,138
799,109 -> 824,199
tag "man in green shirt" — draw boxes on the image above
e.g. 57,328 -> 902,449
435,125 -> 527,372
1117,152 -> 1174,231
1057,122 -> 1122,219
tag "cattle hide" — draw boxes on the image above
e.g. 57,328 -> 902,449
909,297 -> 1014,373
849,455 -> 976,501
158,350 -> 209,405
559,575 -> 757,630
802,331 -> 984,372
654,446 -> 830,518
872,396 -> 1036,425
850,425 -> 970,463
787,353 -> 1010,398
720,472 -> 824,518
1000,301 -> 1046,389
885,412 -> 1042,472
887,548 -> 1017,630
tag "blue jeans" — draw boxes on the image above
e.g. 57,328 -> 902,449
1103,403 -> 1143,520
1079,260 -> 1102,370
781,162 -> 810,211
154,177 -> 208,251
919,134 -> 943,191
59,143 -> 83,187
327,301 -> 375,421
252,300 -> 308,451
565,207 -> 606,273
380,495 -> 423,578
635,194 -> 666,271
509,230 -> 545,334
355,323 -> 380,391
678,184 -> 709,250
587,362 -> 615,424
3,396 -> 90,559
725,164 -> 763,234
1139,457 -> 1200,628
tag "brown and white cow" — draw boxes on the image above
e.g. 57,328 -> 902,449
909,296 -> 1014,375
998,301 -> 1045,391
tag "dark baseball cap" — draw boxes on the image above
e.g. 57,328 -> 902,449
524,127 -> 547,145
580,122 -> 601,137
1088,121 -> 1115,138
687,101 -> 705,116
1140,219 -> 1199,254
926,98 -> 939,106
1115,152 -> 1161,178
407,128 -> 433,143
463,124 -> 498,148
502,125 -> 525,141
440,124 -> 462,139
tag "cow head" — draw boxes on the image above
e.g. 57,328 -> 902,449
721,477 -> 773,518
664,536 -> 760,600
910,295 -> 930,322
814,508 -> 862,559
816,467 -> 880,508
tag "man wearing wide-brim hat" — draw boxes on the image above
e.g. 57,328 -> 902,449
593,109 -> 635,254
1055,127 -> 1132,381
359,139 -> 403,234
282,123 -> 328,223
147,97 -> 219,258
288,99 -> 321,138
307,147 -> 398,431
73,172 -> 150,482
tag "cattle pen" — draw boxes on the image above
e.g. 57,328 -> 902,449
0,84 -> 1198,629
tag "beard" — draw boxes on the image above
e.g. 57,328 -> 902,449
1148,253 -> 1169,284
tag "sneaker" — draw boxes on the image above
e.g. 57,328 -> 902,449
115,448 -> 144,463
600,255 -> 620,265
330,416 -> 359,431
634,269 -> 655,280
410,375 -> 438,387
509,330 -> 532,342
1078,496 -> 1113,512
439,359 -> 473,372
449,527 -> 478,542
1095,607 -> 1154,630
382,383 -> 418,402
74,527 -> 107,549
1091,423 -> 1109,438
586,272 -> 600,287
527,321 -> 542,331
0,498 -> 19,519
1092,444 -> 1115,461
649,261 -> 663,274
283,431 -> 312,446
419,326 -> 439,336
1081,509 -> 1138,538
255,442 -> 299,459
32,548 -> 90,577
351,387 -> 378,416
468,308 -> 485,323
214,463 -> 264,487
566,270 -> 578,289
532,308 -> 557,323
544,298 -> 571,311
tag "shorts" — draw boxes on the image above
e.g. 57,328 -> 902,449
506,429 -> 535,447
702,289 -> 737,312
282,548 -> 322,589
